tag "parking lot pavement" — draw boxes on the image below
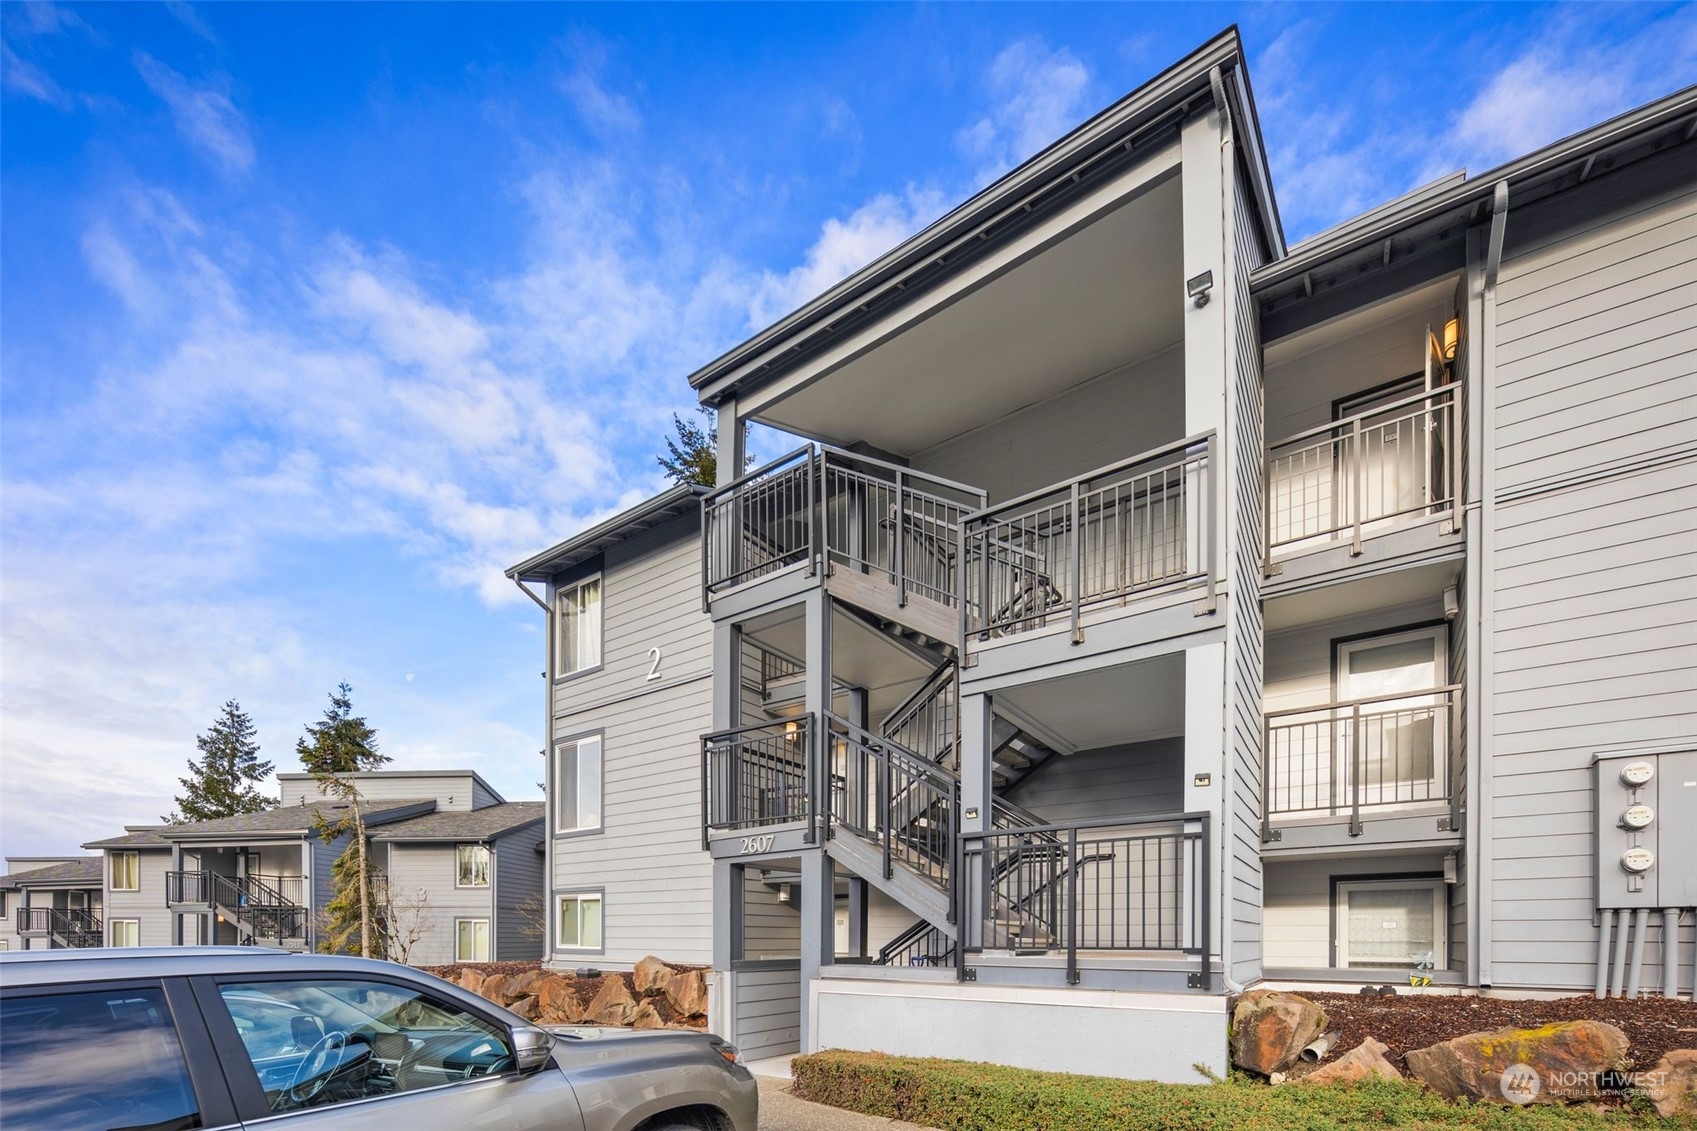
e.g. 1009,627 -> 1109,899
757,1077 -> 937,1131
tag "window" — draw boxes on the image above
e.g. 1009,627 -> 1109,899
456,918 -> 491,962
0,985 -> 201,1131
557,893 -> 602,950
1337,879 -> 1446,970
217,979 -> 513,1114
456,844 -> 491,888
1336,626 -> 1448,803
110,919 -> 140,947
555,734 -> 603,833
555,576 -> 602,676
110,852 -> 139,892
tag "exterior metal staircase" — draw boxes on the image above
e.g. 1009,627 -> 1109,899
15,907 -> 103,948
166,870 -> 308,948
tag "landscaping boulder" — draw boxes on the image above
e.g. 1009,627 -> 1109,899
631,1001 -> 665,1030
477,973 -> 510,1005
664,969 -> 709,1018
1405,1020 -> 1629,1104
508,994 -> 541,1021
503,968 -> 548,1003
1297,1037 -> 1401,1086
457,968 -> 487,996
1641,1049 -> 1697,1119
537,975 -> 584,1024
634,955 -> 678,996
585,976 -> 638,1026
1230,990 -> 1328,1075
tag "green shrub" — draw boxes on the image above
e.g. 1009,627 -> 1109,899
791,1050 -> 1674,1130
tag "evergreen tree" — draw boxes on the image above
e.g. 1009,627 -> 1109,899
658,406 -> 750,487
296,682 -> 388,774
162,700 -> 276,824
298,682 -> 387,957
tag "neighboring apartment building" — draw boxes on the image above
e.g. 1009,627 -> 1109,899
0,856 -> 104,951
516,30 -> 1695,1079
79,769 -> 543,963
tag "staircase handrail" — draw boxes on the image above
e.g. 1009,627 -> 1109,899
879,658 -> 956,748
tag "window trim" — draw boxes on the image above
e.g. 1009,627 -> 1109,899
455,843 -> 492,889
109,917 -> 141,947
1329,872 -> 1448,970
553,730 -> 605,838
111,851 -> 140,892
552,573 -> 604,683
455,917 -> 492,962
554,889 -> 605,954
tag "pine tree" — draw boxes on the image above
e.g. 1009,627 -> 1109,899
658,406 -> 750,487
298,682 -> 388,956
162,701 -> 276,824
296,682 -> 389,774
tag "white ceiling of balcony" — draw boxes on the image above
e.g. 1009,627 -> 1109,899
759,172 -> 1185,458
996,651 -> 1185,752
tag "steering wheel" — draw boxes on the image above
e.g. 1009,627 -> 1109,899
285,1029 -> 350,1106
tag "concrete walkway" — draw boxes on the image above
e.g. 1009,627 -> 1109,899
757,1077 -> 937,1131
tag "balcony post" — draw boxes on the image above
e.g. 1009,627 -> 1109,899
1447,393 -> 1463,536
894,470 -> 908,607
1069,481 -> 1083,644
1448,688 -> 1463,832
1348,702 -> 1364,836
1065,826 -> 1080,984
1198,438 -> 1218,614
1350,417 -> 1365,556
1260,713 -> 1277,843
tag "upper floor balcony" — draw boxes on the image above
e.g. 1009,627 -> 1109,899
16,906 -> 103,948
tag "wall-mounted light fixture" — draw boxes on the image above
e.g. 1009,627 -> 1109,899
1442,317 -> 1460,361
1444,584 -> 1460,621
1187,271 -> 1214,309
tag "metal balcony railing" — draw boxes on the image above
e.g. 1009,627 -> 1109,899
701,717 -> 816,844
961,811 -> 1211,989
1264,383 -> 1460,565
875,919 -> 955,967
879,660 -> 956,770
961,433 -> 1216,643
15,907 -> 103,946
825,713 -> 958,897
1261,684 -> 1463,839
701,445 -> 986,614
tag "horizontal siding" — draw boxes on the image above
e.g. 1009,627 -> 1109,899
1263,852 -> 1453,969
279,773 -> 485,811
1006,738 -> 1184,822
103,849 -> 175,948
913,346 -> 1184,503
1263,599 -> 1448,713
1485,177 -> 1697,991
384,842 -> 493,966
494,829 -> 545,963
745,871 -> 801,960
733,965 -> 801,1060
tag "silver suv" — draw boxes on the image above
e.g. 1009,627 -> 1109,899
0,947 -> 756,1131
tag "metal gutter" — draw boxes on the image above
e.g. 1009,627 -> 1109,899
688,27 -> 1280,401
1253,85 -> 1697,293
505,484 -> 708,582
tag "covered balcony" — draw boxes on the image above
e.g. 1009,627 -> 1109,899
15,907 -> 103,948
166,868 -> 308,948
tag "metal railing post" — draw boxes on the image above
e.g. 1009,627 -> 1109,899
1199,818 -> 1212,991
894,471 -> 908,607
1260,715 -> 1275,842
1448,395 -> 1463,536
806,450 -> 820,577
1348,702 -> 1364,836
1069,482 -> 1083,644
1449,689 -> 1463,831
1066,826 -> 1080,984
700,738 -> 711,852
1262,437 -> 1276,577
1199,438 -> 1218,614
978,523 -> 991,641
805,717 -> 818,846
878,745 -> 892,880
1350,417 -> 1365,556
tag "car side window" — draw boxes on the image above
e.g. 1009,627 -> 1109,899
218,979 -> 514,1114
0,985 -> 202,1131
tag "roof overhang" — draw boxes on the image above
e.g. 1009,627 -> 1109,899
1253,84 -> 1697,339
373,817 -> 545,844
506,484 -> 707,582
688,26 -> 1283,409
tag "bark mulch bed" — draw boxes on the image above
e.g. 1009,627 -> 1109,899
419,960 -> 710,1029
1291,990 -> 1697,1076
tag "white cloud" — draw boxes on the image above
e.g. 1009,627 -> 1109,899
955,39 -> 1093,184
2,42 -> 66,104
134,52 -> 255,176
554,32 -> 641,136
749,187 -> 945,329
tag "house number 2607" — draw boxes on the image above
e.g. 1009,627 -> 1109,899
739,835 -> 774,854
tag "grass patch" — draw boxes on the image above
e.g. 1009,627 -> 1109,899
791,1050 -> 1674,1129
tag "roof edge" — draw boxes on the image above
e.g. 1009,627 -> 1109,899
506,483 -> 707,581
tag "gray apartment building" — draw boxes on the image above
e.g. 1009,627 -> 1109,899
75,769 -> 543,964
0,856 -> 104,951
514,29 -> 1695,1079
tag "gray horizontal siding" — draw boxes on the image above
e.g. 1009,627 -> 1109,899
1484,178 -> 1697,991
103,848 -> 174,948
744,871 -> 800,960
383,842 -> 494,966
732,965 -> 801,1060
494,829 -> 545,962
1006,737 -> 1184,822
280,772 -> 487,811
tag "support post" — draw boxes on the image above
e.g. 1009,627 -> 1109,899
797,851 -> 835,1052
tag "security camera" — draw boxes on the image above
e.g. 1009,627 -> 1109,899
1187,271 -> 1214,308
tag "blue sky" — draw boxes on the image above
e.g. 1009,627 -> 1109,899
2,1 -> 1692,857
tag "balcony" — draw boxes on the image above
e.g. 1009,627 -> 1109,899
962,433 -> 1216,644
1264,384 -> 1461,584
166,870 -> 308,947
15,907 -> 103,948
1261,685 -> 1463,848
702,446 -> 985,639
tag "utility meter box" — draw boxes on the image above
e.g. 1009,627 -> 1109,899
1594,750 -> 1697,910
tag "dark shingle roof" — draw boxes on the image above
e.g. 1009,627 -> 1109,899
371,802 -> 545,843
83,828 -> 172,849
162,799 -> 438,839
1,858 -> 104,889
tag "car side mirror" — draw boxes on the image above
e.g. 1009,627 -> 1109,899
511,1026 -> 556,1075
